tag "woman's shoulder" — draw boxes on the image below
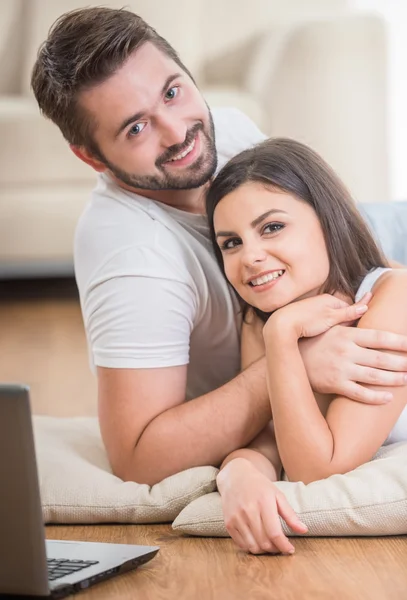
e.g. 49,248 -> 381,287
357,268 -> 407,333
373,268 -> 407,295
363,268 -> 407,325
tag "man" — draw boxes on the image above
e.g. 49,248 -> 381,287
31,7 -> 407,485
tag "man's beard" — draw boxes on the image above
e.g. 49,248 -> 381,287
101,109 -> 217,191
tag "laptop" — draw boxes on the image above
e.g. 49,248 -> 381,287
0,384 -> 159,598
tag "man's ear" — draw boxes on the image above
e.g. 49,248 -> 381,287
70,145 -> 106,173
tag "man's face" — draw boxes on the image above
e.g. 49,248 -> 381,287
78,42 -> 217,191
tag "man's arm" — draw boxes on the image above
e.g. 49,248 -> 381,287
98,360 -> 270,486
218,311 -> 280,482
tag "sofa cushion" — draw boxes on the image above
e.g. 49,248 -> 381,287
0,1 -> 24,94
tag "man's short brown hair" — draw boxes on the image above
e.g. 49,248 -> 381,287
31,7 -> 192,155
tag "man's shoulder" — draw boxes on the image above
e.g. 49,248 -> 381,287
75,182 -> 154,252
74,178 -> 197,285
212,106 -> 267,170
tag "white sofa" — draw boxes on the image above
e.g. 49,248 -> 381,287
0,1 -> 388,277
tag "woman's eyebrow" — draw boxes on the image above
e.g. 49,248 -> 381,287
250,209 -> 287,228
216,209 -> 287,238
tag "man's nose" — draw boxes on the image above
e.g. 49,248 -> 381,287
157,113 -> 188,148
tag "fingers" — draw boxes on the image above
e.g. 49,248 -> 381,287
345,303 -> 369,321
357,291 -> 373,305
351,328 -> 407,353
228,521 -> 279,555
340,381 -> 394,405
225,502 -> 299,555
247,508 -> 279,554
228,524 -> 257,552
260,492 -> 308,554
329,303 -> 367,328
333,291 -> 372,306
354,364 -> 407,388
259,509 -> 295,555
331,293 -> 372,326
275,493 -> 308,535
356,347 -> 407,373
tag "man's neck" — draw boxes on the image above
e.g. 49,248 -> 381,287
113,176 -> 208,215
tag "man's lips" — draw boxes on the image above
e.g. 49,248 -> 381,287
164,136 -> 196,163
162,133 -> 200,167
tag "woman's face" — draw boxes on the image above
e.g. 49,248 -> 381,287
213,182 -> 330,313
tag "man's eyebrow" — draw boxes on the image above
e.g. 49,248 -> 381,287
215,209 -> 287,238
114,73 -> 182,138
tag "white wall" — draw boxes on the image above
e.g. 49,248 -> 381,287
199,0 -> 348,62
351,0 -> 407,201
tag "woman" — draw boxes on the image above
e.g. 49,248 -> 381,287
205,138 -> 407,556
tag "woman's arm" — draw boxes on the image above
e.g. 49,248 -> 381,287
264,270 -> 407,484
216,313 -> 302,555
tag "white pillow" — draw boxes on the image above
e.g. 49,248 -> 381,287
173,441 -> 407,537
34,416 -> 217,524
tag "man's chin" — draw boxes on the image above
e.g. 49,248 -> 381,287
159,165 -> 217,191
105,149 -> 217,193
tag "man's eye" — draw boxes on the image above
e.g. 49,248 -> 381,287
165,86 -> 179,101
263,222 -> 284,234
221,238 -> 241,250
128,122 -> 146,137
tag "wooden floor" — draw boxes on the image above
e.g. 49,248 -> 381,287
1,278 -> 407,600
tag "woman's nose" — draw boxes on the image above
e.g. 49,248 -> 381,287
241,243 -> 268,266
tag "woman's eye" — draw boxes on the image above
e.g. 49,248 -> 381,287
128,122 -> 146,137
221,238 -> 241,250
263,222 -> 284,234
165,86 -> 179,101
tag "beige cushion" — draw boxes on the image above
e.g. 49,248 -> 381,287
173,442 -> 407,537
34,415 -> 407,535
34,416 -> 217,524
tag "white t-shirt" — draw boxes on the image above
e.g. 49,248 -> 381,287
74,107 -> 266,400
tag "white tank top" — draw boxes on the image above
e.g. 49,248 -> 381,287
355,267 -> 407,445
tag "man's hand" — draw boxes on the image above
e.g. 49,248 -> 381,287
300,325 -> 407,404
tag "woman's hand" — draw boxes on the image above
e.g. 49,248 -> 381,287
216,458 -> 308,555
264,292 -> 372,340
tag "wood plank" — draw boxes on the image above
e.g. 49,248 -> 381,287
0,296 -> 97,415
46,525 -> 407,600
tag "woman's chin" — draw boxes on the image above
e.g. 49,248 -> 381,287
241,287 -> 298,314
258,303 -> 282,314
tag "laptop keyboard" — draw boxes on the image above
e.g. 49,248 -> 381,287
47,558 -> 100,581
